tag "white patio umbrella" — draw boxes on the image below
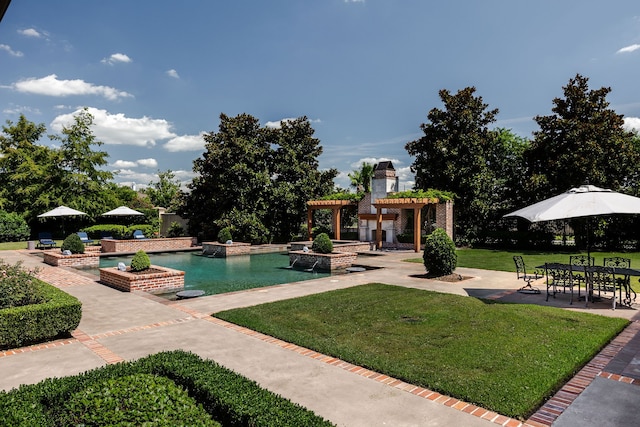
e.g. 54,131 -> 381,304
38,205 -> 87,218
101,206 -> 144,237
101,206 -> 144,217
38,205 -> 87,236
504,185 -> 640,256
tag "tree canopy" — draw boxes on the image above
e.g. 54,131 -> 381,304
405,87 -> 526,243
525,74 -> 640,200
182,113 -> 337,243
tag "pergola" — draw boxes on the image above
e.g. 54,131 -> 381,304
306,199 -> 355,241
372,197 -> 439,252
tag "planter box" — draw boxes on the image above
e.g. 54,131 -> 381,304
202,242 -> 251,257
288,250 -> 358,272
43,251 -> 100,268
100,237 -> 195,253
99,265 -> 185,294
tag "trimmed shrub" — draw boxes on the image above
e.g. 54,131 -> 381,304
130,250 -> 151,272
0,278 -> 82,349
423,228 -> 457,277
0,350 -> 334,426
0,210 -> 30,242
217,227 -> 232,244
60,233 -> 84,254
312,233 -> 333,254
57,374 -> 219,426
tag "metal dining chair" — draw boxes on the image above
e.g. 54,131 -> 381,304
544,263 -> 575,304
604,257 -> 635,306
569,255 -> 594,300
589,266 -> 621,309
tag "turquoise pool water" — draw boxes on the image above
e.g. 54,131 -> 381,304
98,251 -> 330,296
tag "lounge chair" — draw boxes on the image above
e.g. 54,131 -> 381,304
37,232 -> 57,250
76,231 -> 94,245
132,230 -> 147,240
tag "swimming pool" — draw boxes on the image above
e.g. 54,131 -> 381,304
98,251 -> 331,296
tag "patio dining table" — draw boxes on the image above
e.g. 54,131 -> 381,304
537,263 -> 640,308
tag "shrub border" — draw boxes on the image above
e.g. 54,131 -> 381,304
0,280 -> 81,349
0,350 -> 334,426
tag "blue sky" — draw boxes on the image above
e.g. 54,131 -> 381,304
2,1 -> 640,191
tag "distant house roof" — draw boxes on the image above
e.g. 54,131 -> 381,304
375,161 -> 395,171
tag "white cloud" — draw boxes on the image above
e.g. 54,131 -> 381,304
616,44 -> 640,54
349,157 -> 403,169
0,44 -> 23,57
166,69 -> 180,79
265,118 -> 296,129
11,74 -> 132,101
113,169 -> 157,187
111,160 -> 138,168
2,104 -> 41,115
51,107 -> 176,147
164,133 -> 205,152
624,117 -> 640,132
101,53 -> 132,65
18,28 -> 43,38
344,0 -> 365,3
137,158 -> 158,168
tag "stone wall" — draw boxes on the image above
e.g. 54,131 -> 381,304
43,252 -> 100,268
435,200 -> 454,240
100,237 -> 195,253
99,265 -> 185,294
201,242 -> 251,257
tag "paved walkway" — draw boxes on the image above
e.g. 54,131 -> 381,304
1,249 -> 640,426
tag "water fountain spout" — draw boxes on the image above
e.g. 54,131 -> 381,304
304,260 -> 319,272
208,248 -> 221,258
285,257 -> 299,269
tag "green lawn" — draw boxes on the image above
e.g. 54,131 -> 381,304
215,283 -> 628,419
406,248 -> 640,272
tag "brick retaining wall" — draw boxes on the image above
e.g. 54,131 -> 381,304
100,237 -> 195,253
201,242 -> 251,257
288,250 -> 357,271
99,265 -> 185,294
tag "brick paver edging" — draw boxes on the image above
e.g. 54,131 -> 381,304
526,320 -> 640,427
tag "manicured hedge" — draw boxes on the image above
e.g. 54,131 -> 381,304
0,280 -> 82,349
0,350 -> 335,427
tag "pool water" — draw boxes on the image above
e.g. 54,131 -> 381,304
98,251 -> 331,296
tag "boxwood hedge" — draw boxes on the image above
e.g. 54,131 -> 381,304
0,280 -> 82,349
0,350 -> 335,427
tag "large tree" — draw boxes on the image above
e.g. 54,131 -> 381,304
0,115 -> 51,222
182,113 -> 336,243
143,169 -> 184,212
0,110 -> 117,235
525,74 -> 640,200
348,162 -> 374,193
268,117 -> 338,241
406,87 -> 521,242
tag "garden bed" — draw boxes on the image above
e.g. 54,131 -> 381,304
43,251 -> 99,268
201,241 -> 251,257
99,265 -> 185,294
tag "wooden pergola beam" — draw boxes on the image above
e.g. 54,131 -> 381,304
306,199 -> 355,241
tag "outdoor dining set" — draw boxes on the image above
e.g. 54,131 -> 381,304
515,255 -> 640,309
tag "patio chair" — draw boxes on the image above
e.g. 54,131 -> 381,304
544,263 -> 576,304
569,255 -> 594,298
76,231 -> 94,245
100,231 -> 114,240
590,266 -> 622,309
37,232 -> 57,250
513,256 -> 541,294
132,230 -> 147,240
604,257 -> 635,305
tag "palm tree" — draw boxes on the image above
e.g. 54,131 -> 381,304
348,162 -> 374,193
